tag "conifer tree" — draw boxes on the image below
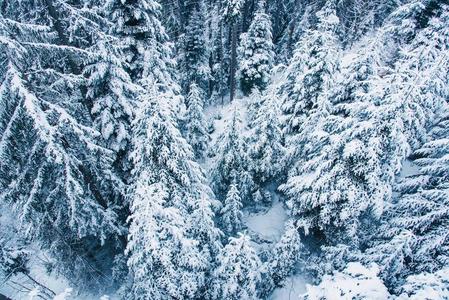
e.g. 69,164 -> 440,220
248,94 -> 285,184
221,179 -> 243,235
267,220 -> 303,288
223,0 -> 245,102
85,42 -> 137,157
180,5 -> 210,93
127,83 -> 218,299
211,234 -> 262,300
106,0 -> 176,87
238,1 -> 274,95
0,0 -> 125,289
281,0 -> 341,136
184,83 -> 209,159
210,112 -> 251,201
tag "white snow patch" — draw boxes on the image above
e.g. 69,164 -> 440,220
245,200 -> 288,243
398,159 -> 420,179
270,275 -> 308,300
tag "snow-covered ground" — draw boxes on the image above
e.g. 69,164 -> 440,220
245,200 -> 288,243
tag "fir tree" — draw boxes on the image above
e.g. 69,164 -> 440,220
267,220 -> 303,288
211,234 -> 262,300
180,6 -> 210,93
210,111 -> 252,202
127,74 -> 219,298
184,83 -> 209,159
248,94 -> 285,184
238,1 -> 274,95
221,179 -> 243,235
85,41 -> 137,156
0,0 -> 125,289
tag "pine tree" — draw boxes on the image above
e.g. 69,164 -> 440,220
85,41 -> 137,157
281,0 -> 340,136
0,0 -> 126,289
106,0 -> 176,87
127,82 -> 218,299
184,83 -> 209,159
221,179 -> 243,235
238,1 -> 274,95
267,220 -> 303,288
223,0 -> 245,102
210,111 -> 251,201
180,5 -> 210,93
248,94 -> 285,184
211,234 -> 262,300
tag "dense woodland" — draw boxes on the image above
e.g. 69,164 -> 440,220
1,0 -> 449,299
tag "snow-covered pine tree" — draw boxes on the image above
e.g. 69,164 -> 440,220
180,5 -> 210,94
221,179 -> 243,235
184,82 -> 209,159
248,93 -> 285,185
266,220 -> 303,289
85,41 -> 137,161
211,233 -> 262,300
364,111 -> 449,290
121,2 -> 220,293
223,0 -> 245,102
106,0 -> 176,87
210,111 -> 253,202
0,0 -> 125,290
280,0 -> 340,136
127,82 -> 218,299
238,0 -> 274,95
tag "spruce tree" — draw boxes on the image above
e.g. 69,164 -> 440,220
127,83 -> 218,299
210,111 -> 252,202
238,1 -> 274,95
211,234 -> 262,300
221,179 -> 243,235
180,5 -> 210,93
184,83 -> 209,159
248,94 -> 285,184
267,220 -> 303,288
0,0 -> 125,289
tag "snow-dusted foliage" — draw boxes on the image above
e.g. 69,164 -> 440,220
210,111 -> 254,203
211,234 -> 262,300
280,0 -> 340,136
365,109 -> 449,290
266,220 -> 304,289
184,83 -> 209,159
0,0 -> 125,289
2,0 -> 449,298
179,6 -> 210,93
398,268 -> 449,299
238,2 -> 274,95
299,263 -> 391,300
127,82 -> 219,299
106,0 -> 176,87
248,93 -> 285,185
220,180 -> 243,235
85,42 -> 137,155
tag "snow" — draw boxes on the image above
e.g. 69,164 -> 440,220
245,200 -> 288,243
270,275 -> 308,300
299,263 -> 390,300
398,159 -> 420,178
